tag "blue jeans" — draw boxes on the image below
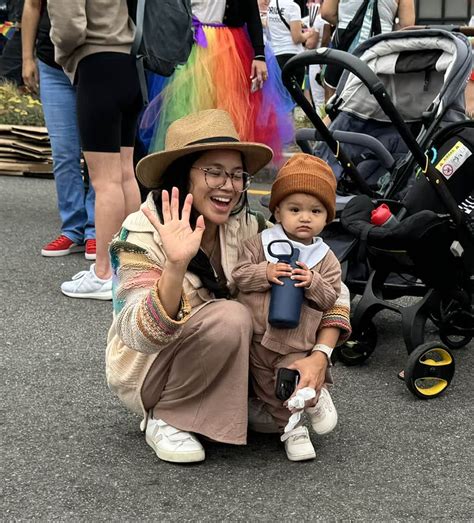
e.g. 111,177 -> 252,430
38,60 -> 95,243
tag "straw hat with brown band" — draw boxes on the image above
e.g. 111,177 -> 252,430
136,109 -> 274,189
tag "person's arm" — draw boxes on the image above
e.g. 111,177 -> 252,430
245,0 -> 268,89
290,20 -> 308,44
111,238 -> 192,355
47,0 -> 87,56
302,250 -> 341,311
321,22 -> 332,47
286,325 -> 342,405
281,2 -> 307,45
318,281 -> 352,345
395,0 -> 415,29
232,236 -> 273,293
260,9 -> 268,30
21,0 -> 41,93
286,283 -> 351,403
321,0 -> 339,26
142,188 -> 205,319
113,189 -> 205,354
314,325 -> 341,349
245,0 -> 266,59
303,27 -> 319,49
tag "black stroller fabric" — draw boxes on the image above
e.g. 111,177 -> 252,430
403,123 -> 474,215
341,195 -> 470,301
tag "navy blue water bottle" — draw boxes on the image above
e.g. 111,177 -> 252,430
267,240 -> 304,329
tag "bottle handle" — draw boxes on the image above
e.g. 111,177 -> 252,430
267,239 -> 295,260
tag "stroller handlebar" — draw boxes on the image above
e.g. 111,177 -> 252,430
284,48 -> 385,96
401,25 -> 474,37
295,128 -> 396,171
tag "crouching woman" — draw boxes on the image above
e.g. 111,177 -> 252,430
105,109 -> 351,463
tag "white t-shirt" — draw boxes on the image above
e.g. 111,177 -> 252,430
338,0 -> 398,33
191,0 -> 226,24
267,0 -> 304,56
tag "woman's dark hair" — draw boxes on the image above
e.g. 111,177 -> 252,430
151,150 -> 251,299
152,152 -> 199,224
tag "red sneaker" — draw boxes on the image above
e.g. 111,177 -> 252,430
85,239 -> 97,261
41,235 -> 84,257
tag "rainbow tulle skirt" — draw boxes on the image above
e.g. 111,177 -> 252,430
139,24 -> 295,161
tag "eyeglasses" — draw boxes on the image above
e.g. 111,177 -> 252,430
192,166 -> 253,192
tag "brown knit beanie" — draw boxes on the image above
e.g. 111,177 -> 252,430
269,153 -> 337,222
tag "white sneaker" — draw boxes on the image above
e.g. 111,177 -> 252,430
60,264 -> 112,300
305,387 -> 338,435
248,398 -> 279,433
145,418 -> 205,463
283,425 -> 316,461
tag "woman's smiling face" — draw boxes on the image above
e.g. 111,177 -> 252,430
189,149 -> 245,226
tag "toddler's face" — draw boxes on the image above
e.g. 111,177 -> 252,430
274,193 -> 328,245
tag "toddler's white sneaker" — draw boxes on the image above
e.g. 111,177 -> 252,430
305,387 -> 338,435
283,425 -> 316,461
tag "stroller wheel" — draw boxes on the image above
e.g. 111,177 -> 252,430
433,304 -> 473,349
404,342 -> 455,400
440,332 -> 472,350
428,311 -> 441,327
338,320 -> 377,366
439,309 -> 474,349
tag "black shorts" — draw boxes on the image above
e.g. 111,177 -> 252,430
76,52 -> 143,152
323,62 -> 344,90
276,53 -> 305,88
323,28 -> 348,89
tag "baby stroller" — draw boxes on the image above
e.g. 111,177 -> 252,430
280,28 -> 474,399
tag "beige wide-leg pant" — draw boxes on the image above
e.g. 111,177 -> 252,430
141,300 -> 253,445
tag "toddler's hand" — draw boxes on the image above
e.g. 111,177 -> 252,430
266,262 -> 292,285
291,261 -> 313,288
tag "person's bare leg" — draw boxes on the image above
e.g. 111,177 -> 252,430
84,151 -> 126,280
120,146 -> 141,215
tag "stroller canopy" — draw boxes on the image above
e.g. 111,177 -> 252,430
336,30 -> 472,123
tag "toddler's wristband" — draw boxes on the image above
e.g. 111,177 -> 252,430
311,343 -> 334,366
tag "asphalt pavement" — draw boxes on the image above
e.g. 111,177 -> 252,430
2,175 -> 473,521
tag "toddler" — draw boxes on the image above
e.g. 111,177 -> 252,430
232,153 -> 342,461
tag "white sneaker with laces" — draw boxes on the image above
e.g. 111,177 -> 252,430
305,387 -> 338,435
248,398 -> 279,433
283,425 -> 316,461
145,418 -> 205,463
60,264 -> 112,300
